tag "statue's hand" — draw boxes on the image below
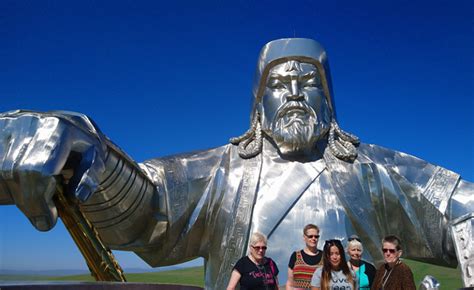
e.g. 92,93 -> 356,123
0,110 -> 107,231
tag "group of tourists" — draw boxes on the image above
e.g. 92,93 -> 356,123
226,224 -> 416,290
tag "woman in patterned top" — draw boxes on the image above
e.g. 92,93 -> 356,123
286,224 -> 323,290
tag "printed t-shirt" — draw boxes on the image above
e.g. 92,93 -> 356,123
311,267 -> 355,290
233,256 -> 279,290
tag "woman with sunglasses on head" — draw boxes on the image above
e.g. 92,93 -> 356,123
227,232 -> 279,290
346,235 -> 376,290
311,239 -> 356,290
286,224 -> 323,290
371,235 -> 415,290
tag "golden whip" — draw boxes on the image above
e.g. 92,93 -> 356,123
53,184 -> 127,282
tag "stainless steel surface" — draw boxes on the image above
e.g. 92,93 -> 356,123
419,275 -> 440,290
0,38 -> 473,288
450,213 -> 474,287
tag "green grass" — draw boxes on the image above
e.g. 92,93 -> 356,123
0,261 -> 463,289
2,267 -> 205,287
51,266 -> 205,286
404,259 -> 463,289
0,274 -> 54,281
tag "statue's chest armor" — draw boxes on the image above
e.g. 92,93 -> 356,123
249,158 -> 358,283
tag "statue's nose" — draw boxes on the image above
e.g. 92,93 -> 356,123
287,79 -> 304,101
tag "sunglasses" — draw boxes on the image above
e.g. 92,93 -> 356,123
382,248 -> 397,254
305,234 -> 320,239
251,246 -> 267,251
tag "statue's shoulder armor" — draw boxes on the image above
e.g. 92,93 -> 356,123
357,143 -> 460,214
143,144 -> 231,167
141,144 -> 232,185
357,143 -> 428,166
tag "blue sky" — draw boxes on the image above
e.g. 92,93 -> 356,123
0,1 -> 472,272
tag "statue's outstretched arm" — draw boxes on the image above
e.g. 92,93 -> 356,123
358,144 -> 473,286
0,110 -> 161,247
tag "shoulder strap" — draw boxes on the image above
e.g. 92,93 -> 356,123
295,250 -> 303,260
269,258 -> 276,276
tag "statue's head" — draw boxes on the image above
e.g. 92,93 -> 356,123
231,38 -> 358,160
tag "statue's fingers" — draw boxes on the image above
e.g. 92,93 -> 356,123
18,116 -> 72,176
10,117 -> 72,230
0,115 -> 46,204
0,115 -> 39,180
72,145 -> 106,202
15,173 -> 58,231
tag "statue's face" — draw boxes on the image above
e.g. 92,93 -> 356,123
259,60 -> 331,156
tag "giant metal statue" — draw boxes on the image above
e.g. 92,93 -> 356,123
0,38 -> 473,289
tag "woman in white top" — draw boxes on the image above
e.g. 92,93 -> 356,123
311,239 -> 355,290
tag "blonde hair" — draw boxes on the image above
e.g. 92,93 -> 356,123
249,232 -> 267,246
347,239 -> 363,253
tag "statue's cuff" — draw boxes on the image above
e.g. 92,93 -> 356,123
450,213 -> 474,287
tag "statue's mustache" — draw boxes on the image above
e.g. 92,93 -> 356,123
275,101 -> 315,121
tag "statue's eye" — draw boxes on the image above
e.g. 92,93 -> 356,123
268,79 -> 286,90
303,78 -> 320,88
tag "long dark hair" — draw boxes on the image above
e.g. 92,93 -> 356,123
320,239 -> 354,289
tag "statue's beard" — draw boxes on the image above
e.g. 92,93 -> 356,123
270,101 -> 318,156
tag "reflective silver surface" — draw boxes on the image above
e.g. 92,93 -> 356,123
0,38 -> 473,289
419,275 -> 440,290
450,213 -> 474,287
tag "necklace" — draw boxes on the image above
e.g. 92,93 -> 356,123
249,255 -> 271,289
248,254 -> 264,265
381,260 -> 400,289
